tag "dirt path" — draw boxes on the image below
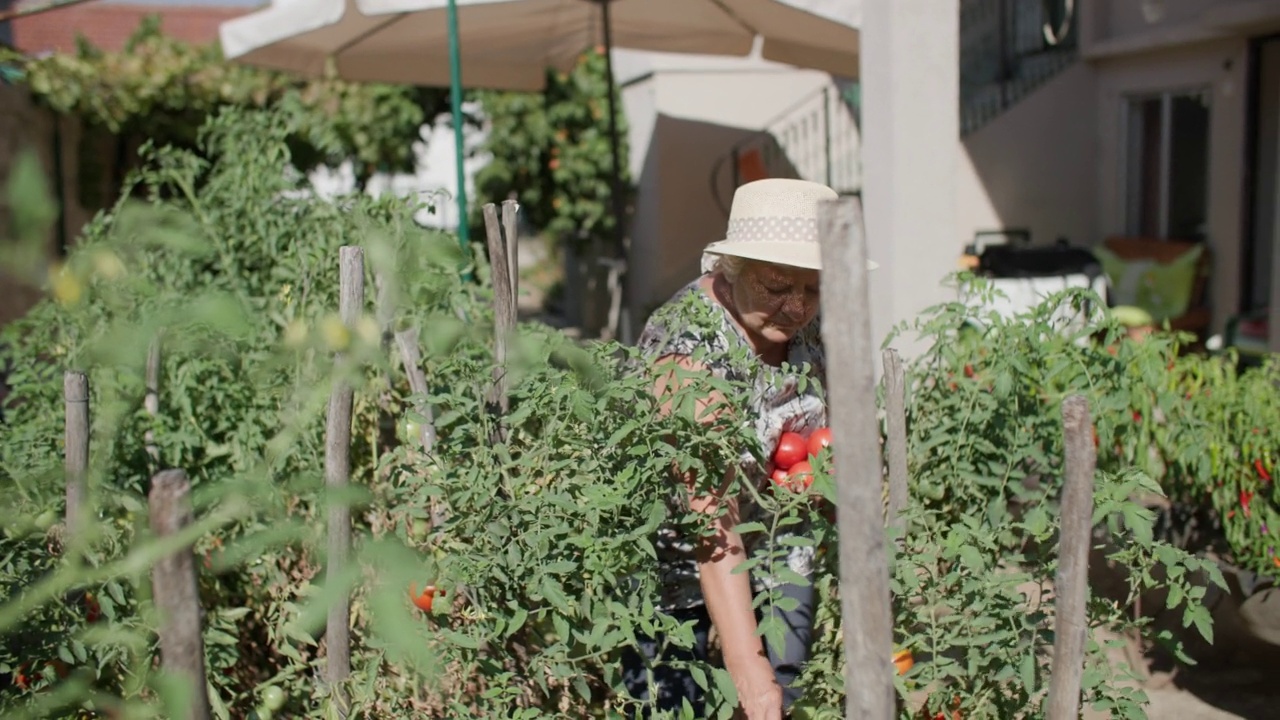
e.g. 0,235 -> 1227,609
1083,628 -> 1280,720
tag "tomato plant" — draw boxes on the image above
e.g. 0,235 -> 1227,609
0,109 -> 1242,720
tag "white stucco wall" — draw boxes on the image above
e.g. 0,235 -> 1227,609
958,62 -> 1100,251
860,0 -> 960,357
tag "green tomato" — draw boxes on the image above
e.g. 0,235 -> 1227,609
34,510 -> 57,532
261,685 -> 286,711
402,418 -> 421,444
409,518 -> 431,541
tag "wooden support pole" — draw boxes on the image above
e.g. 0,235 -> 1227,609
64,371 -> 89,544
501,199 -> 519,304
1047,395 -> 1096,720
817,196 -> 894,720
147,469 -> 212,720
481,203 -> 516,416
324,246 -> 363,708
144,335 -> 162,468
882,348 -> 908,538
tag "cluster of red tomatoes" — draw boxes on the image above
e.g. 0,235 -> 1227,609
768,427 -> 833,492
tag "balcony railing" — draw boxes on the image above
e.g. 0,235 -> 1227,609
709,82 -> 861,217
960,0 -> 1078,135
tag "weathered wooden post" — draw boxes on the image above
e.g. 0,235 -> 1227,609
144,335 -> 162,467
324,246 -> 363,711
481,203 -> 517,417
817,196 -> 894,719
64,371 -> 89,544
1047,394 -> 1096,720
501,198 -> 520,303
882,348 -> 908,538
148,469 -> 212,720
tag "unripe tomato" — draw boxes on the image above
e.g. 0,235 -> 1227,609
34,510 -> 57,532
261,685 -> 287,711
772,432 -> 808,470
807,427 -> 833,459
408,518 -> 431,541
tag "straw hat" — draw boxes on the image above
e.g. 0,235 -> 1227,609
701,178 -> 878,272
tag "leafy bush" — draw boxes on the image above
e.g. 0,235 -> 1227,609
795,283 -> 1229,719
1,107 -> 1264,720
471,48 -> 631,251
0,106 -> 472,718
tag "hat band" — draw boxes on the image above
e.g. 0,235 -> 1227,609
726,215 -> 819,244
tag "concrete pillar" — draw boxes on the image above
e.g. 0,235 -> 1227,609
860,0 -> 960,357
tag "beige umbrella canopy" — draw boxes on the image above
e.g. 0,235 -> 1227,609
219,0 -> 861,91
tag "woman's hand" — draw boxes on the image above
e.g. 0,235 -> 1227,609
725,653 -> 783,720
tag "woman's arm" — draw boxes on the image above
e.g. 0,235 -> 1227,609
654,356 -> 782,720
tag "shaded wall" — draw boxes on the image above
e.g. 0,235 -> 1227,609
959,62 -> 1100,250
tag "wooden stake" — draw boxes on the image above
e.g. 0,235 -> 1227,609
817,196 -> 894,720
482,203 -> 516,416
147,469 -> 212,720
64,371 -> 89,544
1047,395 -> 1096,720
882,348 -> 908,538
324,246 -> 363,709
144,335 -> 162,468
501,199 -> 520,303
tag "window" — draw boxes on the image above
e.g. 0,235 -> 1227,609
1123,89 -> 1211,241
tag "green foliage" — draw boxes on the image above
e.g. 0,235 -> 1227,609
0,105 -> 472,718
3,106 -> 1269,719
1,16 -> 446,180
471,49 -> 631,250
791,280 -> 1239,719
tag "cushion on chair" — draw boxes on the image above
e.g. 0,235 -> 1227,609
1094,243 -> 1204,322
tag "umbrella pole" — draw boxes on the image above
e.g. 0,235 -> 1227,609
447,0 -> 470,254
598,0 -> 630,340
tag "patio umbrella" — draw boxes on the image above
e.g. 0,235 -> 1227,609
220,0 -> 861,251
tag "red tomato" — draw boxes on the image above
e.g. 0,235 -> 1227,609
770,467 -> 791,486
84,593 -> 101,623
787,461 -> 814,490
807,428 -> 833,459
410,584 -> 442,612
772,432 -> 808,470
13,663 -> 29,691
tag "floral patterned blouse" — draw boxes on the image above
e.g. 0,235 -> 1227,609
635,276 -> 828,610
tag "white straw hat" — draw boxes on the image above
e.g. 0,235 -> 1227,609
701,178 -> 878,272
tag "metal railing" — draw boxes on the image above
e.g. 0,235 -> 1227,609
960,0 -> 1078,135
709,82 -> 861,217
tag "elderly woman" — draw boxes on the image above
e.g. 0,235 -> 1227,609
622,179 -> 873,719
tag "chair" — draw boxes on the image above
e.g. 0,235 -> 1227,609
1096,236 -> 1213,342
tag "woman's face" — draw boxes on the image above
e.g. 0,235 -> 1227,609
728,260 -> 821,344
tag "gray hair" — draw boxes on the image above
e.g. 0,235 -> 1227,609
709,254 -> 748,283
